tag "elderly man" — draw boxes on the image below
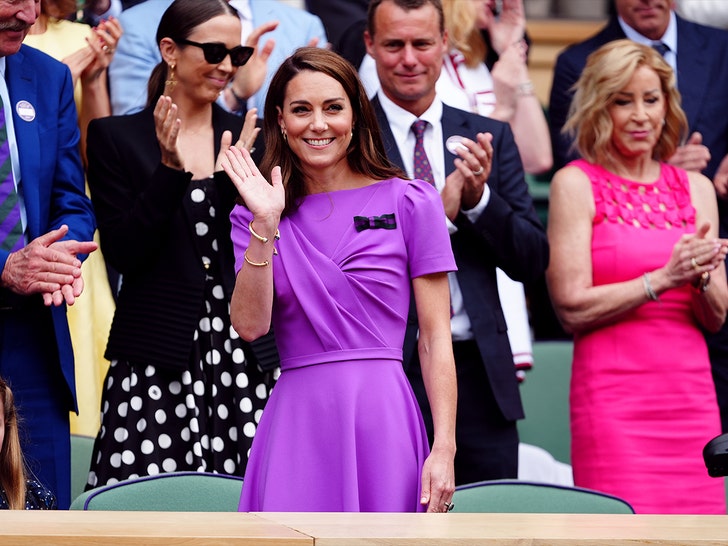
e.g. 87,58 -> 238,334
0,0 -> 97,508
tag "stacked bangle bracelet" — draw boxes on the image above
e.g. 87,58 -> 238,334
249,220 -> 280,244
244,220 -> 280,267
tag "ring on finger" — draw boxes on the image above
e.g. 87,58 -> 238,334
691,257 -> 701,270
102,44 -> 109,52
443,501 -> 454,512
472,165 -> 484,177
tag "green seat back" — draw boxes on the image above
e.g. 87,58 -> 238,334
70,434 -> 95,503
518,340 -> 573,464
453,480 -> 634,514
70,471 -> 244,511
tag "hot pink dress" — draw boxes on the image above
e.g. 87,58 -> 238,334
569,159 -> 725,514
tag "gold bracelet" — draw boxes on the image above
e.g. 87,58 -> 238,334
249,220 -> 280,244
243,249 -> 270,267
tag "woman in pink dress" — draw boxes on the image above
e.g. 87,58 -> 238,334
547,39 -> 728,514
221,47 -> 460,512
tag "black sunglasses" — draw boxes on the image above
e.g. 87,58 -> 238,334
175,39 -> 254,67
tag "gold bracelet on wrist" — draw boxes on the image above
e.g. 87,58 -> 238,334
249,220 -> 280,244
243,249 -> 270,268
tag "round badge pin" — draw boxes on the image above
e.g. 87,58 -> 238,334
15,100 -> 35,122
445,135 -> 467,155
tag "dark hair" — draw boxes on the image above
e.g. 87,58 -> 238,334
146,0 -> 238,107
261,47 -> 405,216
367,0 -> 444,37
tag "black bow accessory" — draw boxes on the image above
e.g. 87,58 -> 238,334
353,214 -> 397,232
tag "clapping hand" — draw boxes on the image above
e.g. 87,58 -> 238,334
154,96 -> 183,171
0,225 -> 97,307
664,221 -> 728,288
215,108 -> 261,171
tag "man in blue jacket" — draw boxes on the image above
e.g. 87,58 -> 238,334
0,0 -> 96,508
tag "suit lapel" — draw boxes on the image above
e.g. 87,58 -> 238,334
440,105 -> 470,179
6,49 -> 41,240
371,95 -> 405,169
674,17 -> 709,129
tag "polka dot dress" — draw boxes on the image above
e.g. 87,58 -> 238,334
86,178 -> 276,490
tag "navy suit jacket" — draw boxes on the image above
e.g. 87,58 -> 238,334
0,45 -> 95,410
549,14 -> 728,186
372,97 -> 549,421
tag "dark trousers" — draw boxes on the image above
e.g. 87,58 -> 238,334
0,300 -> 72,508
407,339 -> 519,486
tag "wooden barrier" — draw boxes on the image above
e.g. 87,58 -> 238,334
2,511 -> 728,545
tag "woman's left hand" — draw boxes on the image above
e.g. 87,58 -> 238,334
214,109 -> 261,171
420,446 -> 455,513
82,17 -> 123,83
486,0 -> 525,56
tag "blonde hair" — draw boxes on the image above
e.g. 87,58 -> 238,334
441,0 -> 485,67
564,39 -> 687,169
0,377 -> 26,510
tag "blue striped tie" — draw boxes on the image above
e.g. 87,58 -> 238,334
0,95 -> 22,252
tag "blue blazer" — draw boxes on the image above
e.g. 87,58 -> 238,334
372,97 -> 549,421
549,14 -> 728,183
109,0 -> 327,115
0,45 -> 96,410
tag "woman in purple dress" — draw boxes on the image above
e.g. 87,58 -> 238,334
221,47 -> 458,512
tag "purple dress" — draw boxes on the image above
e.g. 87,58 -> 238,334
230,178 -> 456,512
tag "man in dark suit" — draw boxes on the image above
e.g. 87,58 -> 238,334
549,0 -> 728,432
0,0 -> 97,508
365,0 -> 548,485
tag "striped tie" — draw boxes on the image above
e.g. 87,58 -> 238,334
0,95 -> 22,252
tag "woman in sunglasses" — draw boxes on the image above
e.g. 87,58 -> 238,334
84,0 -> 276,490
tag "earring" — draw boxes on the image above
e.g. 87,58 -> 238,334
165,63 -> 177,92
281,129 -> 288,142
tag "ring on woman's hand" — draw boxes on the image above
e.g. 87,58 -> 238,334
472,165 -> 484,177
443,501 -> 454,511
102,44 -> 110,52
691,257 -> 701,270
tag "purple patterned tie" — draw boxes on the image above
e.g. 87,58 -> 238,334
411,119 -> 434,186
0,96 -> 22,252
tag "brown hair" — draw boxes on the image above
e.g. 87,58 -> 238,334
564,39 -> 687,169
41,0 -> 78,19
367,0 -> 445,38
0,377 -> 26,510
261,47 -> 405,216
147,0 -> 238,107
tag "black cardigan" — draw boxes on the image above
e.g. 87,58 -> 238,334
87,104 -> 278,371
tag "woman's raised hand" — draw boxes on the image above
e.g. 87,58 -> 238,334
154,96 -> 183,171
220,146 -> 285,219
